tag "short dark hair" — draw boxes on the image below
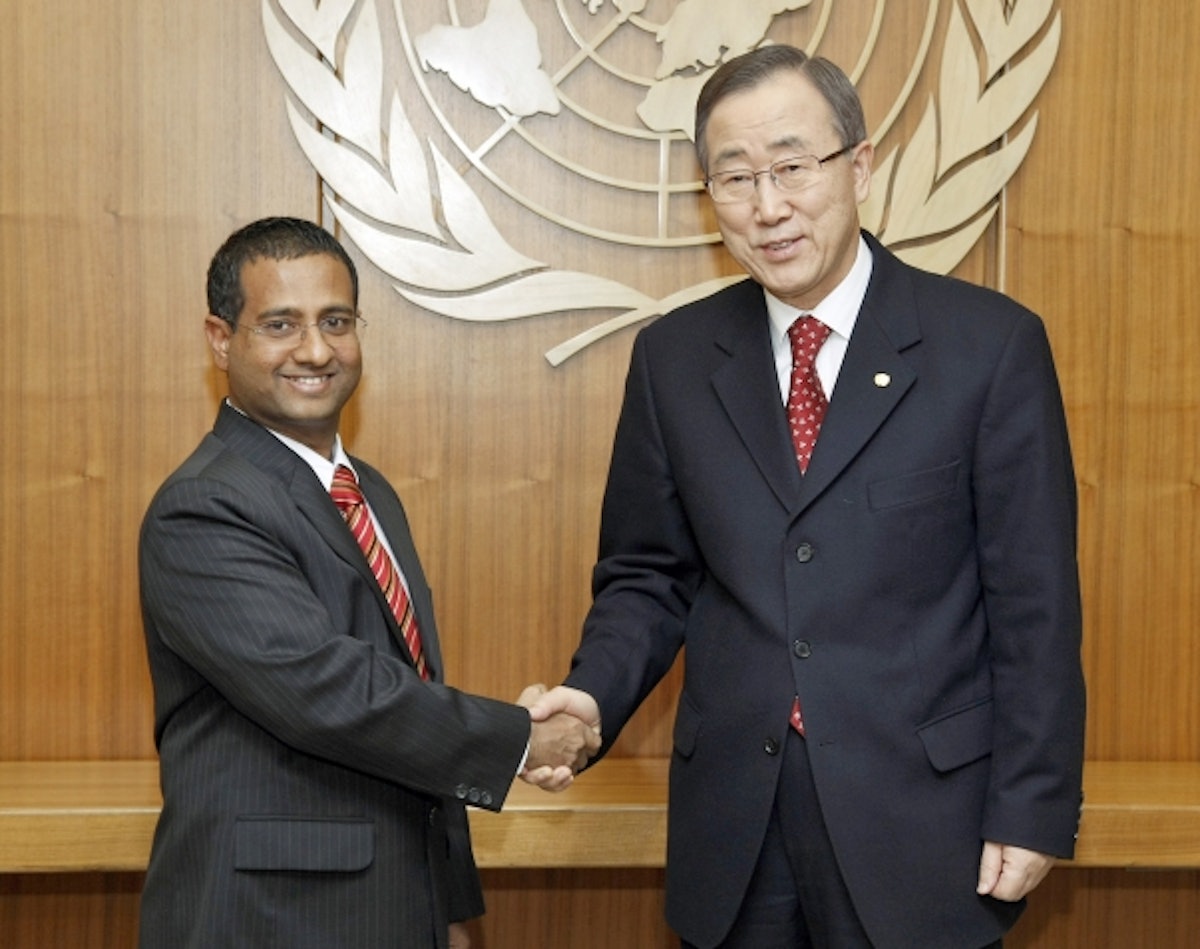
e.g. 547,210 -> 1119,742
694,46 -> 867,174
206,217 -> 359,326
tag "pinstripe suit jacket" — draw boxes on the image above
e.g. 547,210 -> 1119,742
138,403 -> 529,948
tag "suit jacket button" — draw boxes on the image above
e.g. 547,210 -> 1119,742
793,640 -> 812,659
764,737 -> 780,755
795,543 -> 814,563
480,790 -> 494,807
454,784 -> 469,800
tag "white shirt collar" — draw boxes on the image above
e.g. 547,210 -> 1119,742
764,235 -> 873,344
221,398 -> 354,490
267,429 -> 353,491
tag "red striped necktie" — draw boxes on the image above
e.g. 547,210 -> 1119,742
331,465 -> 428,679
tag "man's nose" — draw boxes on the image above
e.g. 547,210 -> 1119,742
292,323 -> 336,360
753,175 -> 794,222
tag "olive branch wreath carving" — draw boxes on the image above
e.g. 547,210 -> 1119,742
263,0 -> 1060,365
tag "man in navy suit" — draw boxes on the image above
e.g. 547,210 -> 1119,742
139,217 -> 597,948
529,46 -> 1085,948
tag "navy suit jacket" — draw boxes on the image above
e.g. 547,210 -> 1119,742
565,233 -> 1086,949
139,403 -> 530,948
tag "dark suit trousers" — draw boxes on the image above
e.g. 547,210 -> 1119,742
681,729 -> 1004,949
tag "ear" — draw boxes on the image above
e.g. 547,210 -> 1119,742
851,140 -> 874,204
204,315 -> 233,371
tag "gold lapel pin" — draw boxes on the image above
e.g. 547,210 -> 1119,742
874,372 -> 891,388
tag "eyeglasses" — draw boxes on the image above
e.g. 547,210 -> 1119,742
242,314 -> 366,344
705,145 -> 856,204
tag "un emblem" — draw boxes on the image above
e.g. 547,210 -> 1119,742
264,0 -> 1060,364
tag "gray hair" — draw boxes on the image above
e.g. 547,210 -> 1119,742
694,46 -> 867,175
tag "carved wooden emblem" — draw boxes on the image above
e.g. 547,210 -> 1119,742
264,0 -> 1060,363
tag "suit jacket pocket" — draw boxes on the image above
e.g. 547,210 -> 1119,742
916,697 -> 993,773
234,816 -> 375,872
867,460 -> 961,510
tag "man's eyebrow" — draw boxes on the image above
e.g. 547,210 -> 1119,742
711,145 -> 749,168
252,306 -> 302,321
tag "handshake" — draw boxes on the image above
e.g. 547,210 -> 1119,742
515,684 -> 602,792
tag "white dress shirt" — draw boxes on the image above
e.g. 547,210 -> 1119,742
766,235 -> 874,403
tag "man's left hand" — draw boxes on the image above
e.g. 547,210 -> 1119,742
976,841 -> 1055,901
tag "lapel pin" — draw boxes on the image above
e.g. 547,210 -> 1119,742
874,372 -> 891,388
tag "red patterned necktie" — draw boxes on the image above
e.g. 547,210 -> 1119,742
786,316 -> 831,737
331,465 -> 428,679
787,315 -> 832,474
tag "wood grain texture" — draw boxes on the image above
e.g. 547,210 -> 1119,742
0,0 -> 313,763
2,759 -> 1197,872
1003,1 -> 1200,762
4,867 -> 1197,949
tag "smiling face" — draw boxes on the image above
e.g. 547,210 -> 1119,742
204,253 -> 362,459
704,69 -> 873,311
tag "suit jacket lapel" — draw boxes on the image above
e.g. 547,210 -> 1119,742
214,405 -> 367,574
798,238 -> 921,509
709,285 -> 803,511
212,404 -> 431,677
708,244 -> 925,515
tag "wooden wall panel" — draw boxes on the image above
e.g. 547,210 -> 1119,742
1005,1 -> 1200,761
0,1 -> 313,760
0,874 -> 143,947
1,0 -> 1197,946
1014,869 -> 1200,948
3,867 -> 1198,949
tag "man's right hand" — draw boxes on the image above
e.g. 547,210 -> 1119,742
517,684 -> 602,791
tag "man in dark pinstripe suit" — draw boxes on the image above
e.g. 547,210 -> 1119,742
138,217 -> 597,948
